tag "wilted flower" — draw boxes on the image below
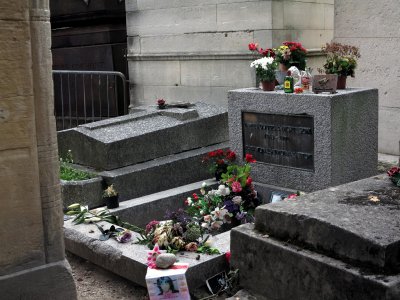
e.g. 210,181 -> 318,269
232,196 -> 242,205
157,233 -> 169,247
185,242 -> 198,252
145,220 -> 159,234
211,221 -> 223,230
171,237 -> 186,250
116,230 -> 132,243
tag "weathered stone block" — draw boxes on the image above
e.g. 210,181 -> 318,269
99,142 -> 228,201
112,179 -> 218,227
255,175 -> 400,273
231,224 -> 400,300
228,88 -> 378,191
58,102 -> 228,170
283,1 -> 325,30
61,177 -> 104,209
217,1 -> 273,32
128,60 -> 180,85
64,220 -> 230,290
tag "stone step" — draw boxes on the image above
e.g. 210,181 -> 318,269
110,179 -> 218,228
254,175 -> 400,273
64,220 -> 230,291
58,102 -> 228,170
99,142 -> 228,201
231,224 -> 400,300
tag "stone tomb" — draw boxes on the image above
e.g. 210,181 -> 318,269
228,88 -> 378,192
232,175 -> 400,299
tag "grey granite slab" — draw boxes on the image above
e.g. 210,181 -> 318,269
64,220 -> 230,290
255,174 -> 400,272
231,223 -> 400,300
58,102 -> 228,170
228,88 -> 378,192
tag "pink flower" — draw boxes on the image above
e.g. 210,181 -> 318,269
287,194 -> 297,199
246,177 -> 253,186
387,166 -> 400,177
231,181 -> 242,193
185,242 -> 198,252
147,244 -> 161,269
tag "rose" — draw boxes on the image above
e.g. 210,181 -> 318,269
225,251 -> 231,263
157,99 -> 165,106
185,242 -> 198,252
225,150 -> 236,161
231,181 -> 242,193
287,194 -> 297,199
246,177 -> 253,186
245,153 -> 256,163
387,166 -> 400,177
248,43 -> 258,51
145,220 -> 159,234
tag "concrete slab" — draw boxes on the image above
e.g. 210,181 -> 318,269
231,224 -> 400,300
64,220 -> 230,290
99,142 -> 228,201
255,175 -> 400,273
58,102 -> 228,170
111,179 -> 218,227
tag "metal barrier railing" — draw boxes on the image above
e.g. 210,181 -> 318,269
53,70 -> 128,131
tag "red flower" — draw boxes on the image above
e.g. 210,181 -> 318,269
216,159 -> 225,165
258,48 -> 275,58
184,199 -> 189,205
225,251 -> 231,264
232,181 -> 242,193
246,177 -> 253,186
208,151 -> 216,158
287,194 -> 297,199
225,150 -> 236,161
157,99 -> 165,106
193,193 -> 199,201
248,43 -> 258,51
387,166 -> 400,177
216,149 -> 224,156
245,153 -> 256,163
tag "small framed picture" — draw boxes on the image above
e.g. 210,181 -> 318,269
270,191 -> 289,203
146,263 -> 190,300
206,272 -> 229,295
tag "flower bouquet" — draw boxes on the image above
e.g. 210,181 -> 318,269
275,41 -> 307,71
186,154 -> 261,232
202,149 -> 236,181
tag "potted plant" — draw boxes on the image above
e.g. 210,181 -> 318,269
275,41 -> 307,71
103,184 -> 119,209
250,56 -> 278,91
320,42 -> 360,89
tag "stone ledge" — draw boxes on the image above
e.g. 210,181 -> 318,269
255,175 -> 400,273
231,224 -> 400,300
64,220 -> 230,290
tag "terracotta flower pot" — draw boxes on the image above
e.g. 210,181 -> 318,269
337,75 -> 347,89
261,81 -> 275,91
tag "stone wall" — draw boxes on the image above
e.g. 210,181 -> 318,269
334,0 -> 400,155
126,0 -> 334,107
0,0 -> 76,298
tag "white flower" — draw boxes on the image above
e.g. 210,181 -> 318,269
202,182 -> 207,188
200,210 -> 205,215
201,222 -> 209,229
251,57 -> 275,70
212,207 -> 228,220
200,188 -> 206,195
188,199 -> 193,205
204,238 -> 213,247
217,185 -> 230,196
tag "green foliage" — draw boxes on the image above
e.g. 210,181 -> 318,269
320,42 -> 360,77
59,150 -> 93,181
221,164 -> 251,187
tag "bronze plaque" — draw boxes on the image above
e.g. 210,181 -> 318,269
242,112 -> 314,170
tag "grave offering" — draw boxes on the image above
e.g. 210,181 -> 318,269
231,174 -> 400,299
228,88 -> 378,192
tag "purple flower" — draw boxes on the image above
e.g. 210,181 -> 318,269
235,211 -> 247,221
116,230 -> 132,243
223,200 -> 239,214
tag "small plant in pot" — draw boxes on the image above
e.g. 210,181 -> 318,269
250,56 -> 277,91
103,184 -> 119,209
320,42 -> 360,89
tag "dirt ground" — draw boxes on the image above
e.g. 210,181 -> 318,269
67,251 -> 149,300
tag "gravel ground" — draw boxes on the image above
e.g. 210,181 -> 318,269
67,251 -> 149,300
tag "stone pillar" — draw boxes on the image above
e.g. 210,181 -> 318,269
334,0 -> 400,155
0,0 -> 77,298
